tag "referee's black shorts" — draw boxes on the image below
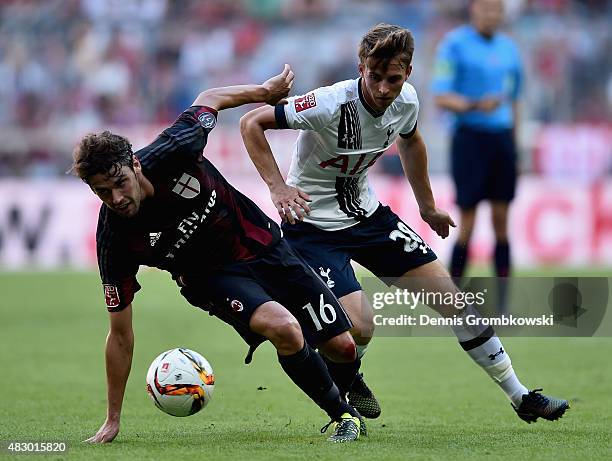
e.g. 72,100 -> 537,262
451,125 -> 517,209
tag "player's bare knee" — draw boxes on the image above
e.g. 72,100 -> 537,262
266,315 -> 304,353
321,333 -> 356,363
341,291 -> 375,342
363,313 -> 376,338
350,317 -> 374,344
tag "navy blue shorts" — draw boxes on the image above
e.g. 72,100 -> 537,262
282,205 -> 438,299
178,239 -> 352,354
451,126 -> 517,209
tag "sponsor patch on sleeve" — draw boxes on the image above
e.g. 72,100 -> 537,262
103,284 -> 121,309
294,93 -> 316,113
198,112 -> 217,130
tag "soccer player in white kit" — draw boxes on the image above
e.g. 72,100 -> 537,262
241,23 -> 568,424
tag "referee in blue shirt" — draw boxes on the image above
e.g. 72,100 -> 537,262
432,0 -> 523,286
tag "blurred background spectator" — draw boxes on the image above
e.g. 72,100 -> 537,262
0,0 -> 609,178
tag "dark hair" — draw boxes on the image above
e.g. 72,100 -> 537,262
358,23 -> 415,70
70,131 -> 133,183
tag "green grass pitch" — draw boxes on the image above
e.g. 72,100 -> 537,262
1,270 -> 611,460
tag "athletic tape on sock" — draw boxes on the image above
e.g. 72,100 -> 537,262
464,335 -> 528,403
466,336 -> 513,383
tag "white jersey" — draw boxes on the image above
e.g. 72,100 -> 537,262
276,78 -> 419,231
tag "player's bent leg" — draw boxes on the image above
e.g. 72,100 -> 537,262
395,260 -> 461,318
318,331 -> 357,363
335,290 -> 381,419
318,333 -> 368,435
249,300 -> 303,355
318,332 -> 359,401
397,261 -> 523,388
490,206 -> 567,420
250,301 -> 360,440
303,285 -> 377,421
339,290 -> 374,347
396,261 -> 569,422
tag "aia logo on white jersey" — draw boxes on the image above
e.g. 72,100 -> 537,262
294,93 -> 316,113
319,152 -> 385,176
172,173 -> 200,199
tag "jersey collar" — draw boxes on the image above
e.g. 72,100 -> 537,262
468,24 -> 498,42
358,78 -> 385,118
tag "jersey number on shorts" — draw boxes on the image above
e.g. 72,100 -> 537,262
303,294 -> 337,331
389,222 -> 429,254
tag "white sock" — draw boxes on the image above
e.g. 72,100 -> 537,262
499,373 -> 529,407
463,335 -> 528,407
450,305 -> 528,406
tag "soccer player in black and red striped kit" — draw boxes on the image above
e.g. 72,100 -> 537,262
73,66 -> 364,444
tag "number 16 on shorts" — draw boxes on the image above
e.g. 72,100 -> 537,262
303,294 -> 338,331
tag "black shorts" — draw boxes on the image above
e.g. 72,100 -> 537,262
451,126 -> 517,209
282,204 -> 438,299
178,239 -> 352,358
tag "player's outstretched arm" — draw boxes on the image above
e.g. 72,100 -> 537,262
193,64 -> 294,111
397,131 -> 456,238
240,105 -> 311,224
85,304 -> 135,444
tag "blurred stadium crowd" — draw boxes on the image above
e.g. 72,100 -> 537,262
0,0 -> 610,177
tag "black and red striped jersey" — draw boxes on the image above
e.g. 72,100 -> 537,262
96,106 -> 281,312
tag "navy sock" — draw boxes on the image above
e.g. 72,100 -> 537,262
278,343 -> 355,420
494,241 -> 511,313
494,241 -> 511,277
322,356 -> 361,399
450,242 -> 469,278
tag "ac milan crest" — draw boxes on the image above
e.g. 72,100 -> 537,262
230,300 -> 244,312
172,173 -> 200,199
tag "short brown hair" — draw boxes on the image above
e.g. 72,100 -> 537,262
358,23 -> 414,70
71,131 -> 133,183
